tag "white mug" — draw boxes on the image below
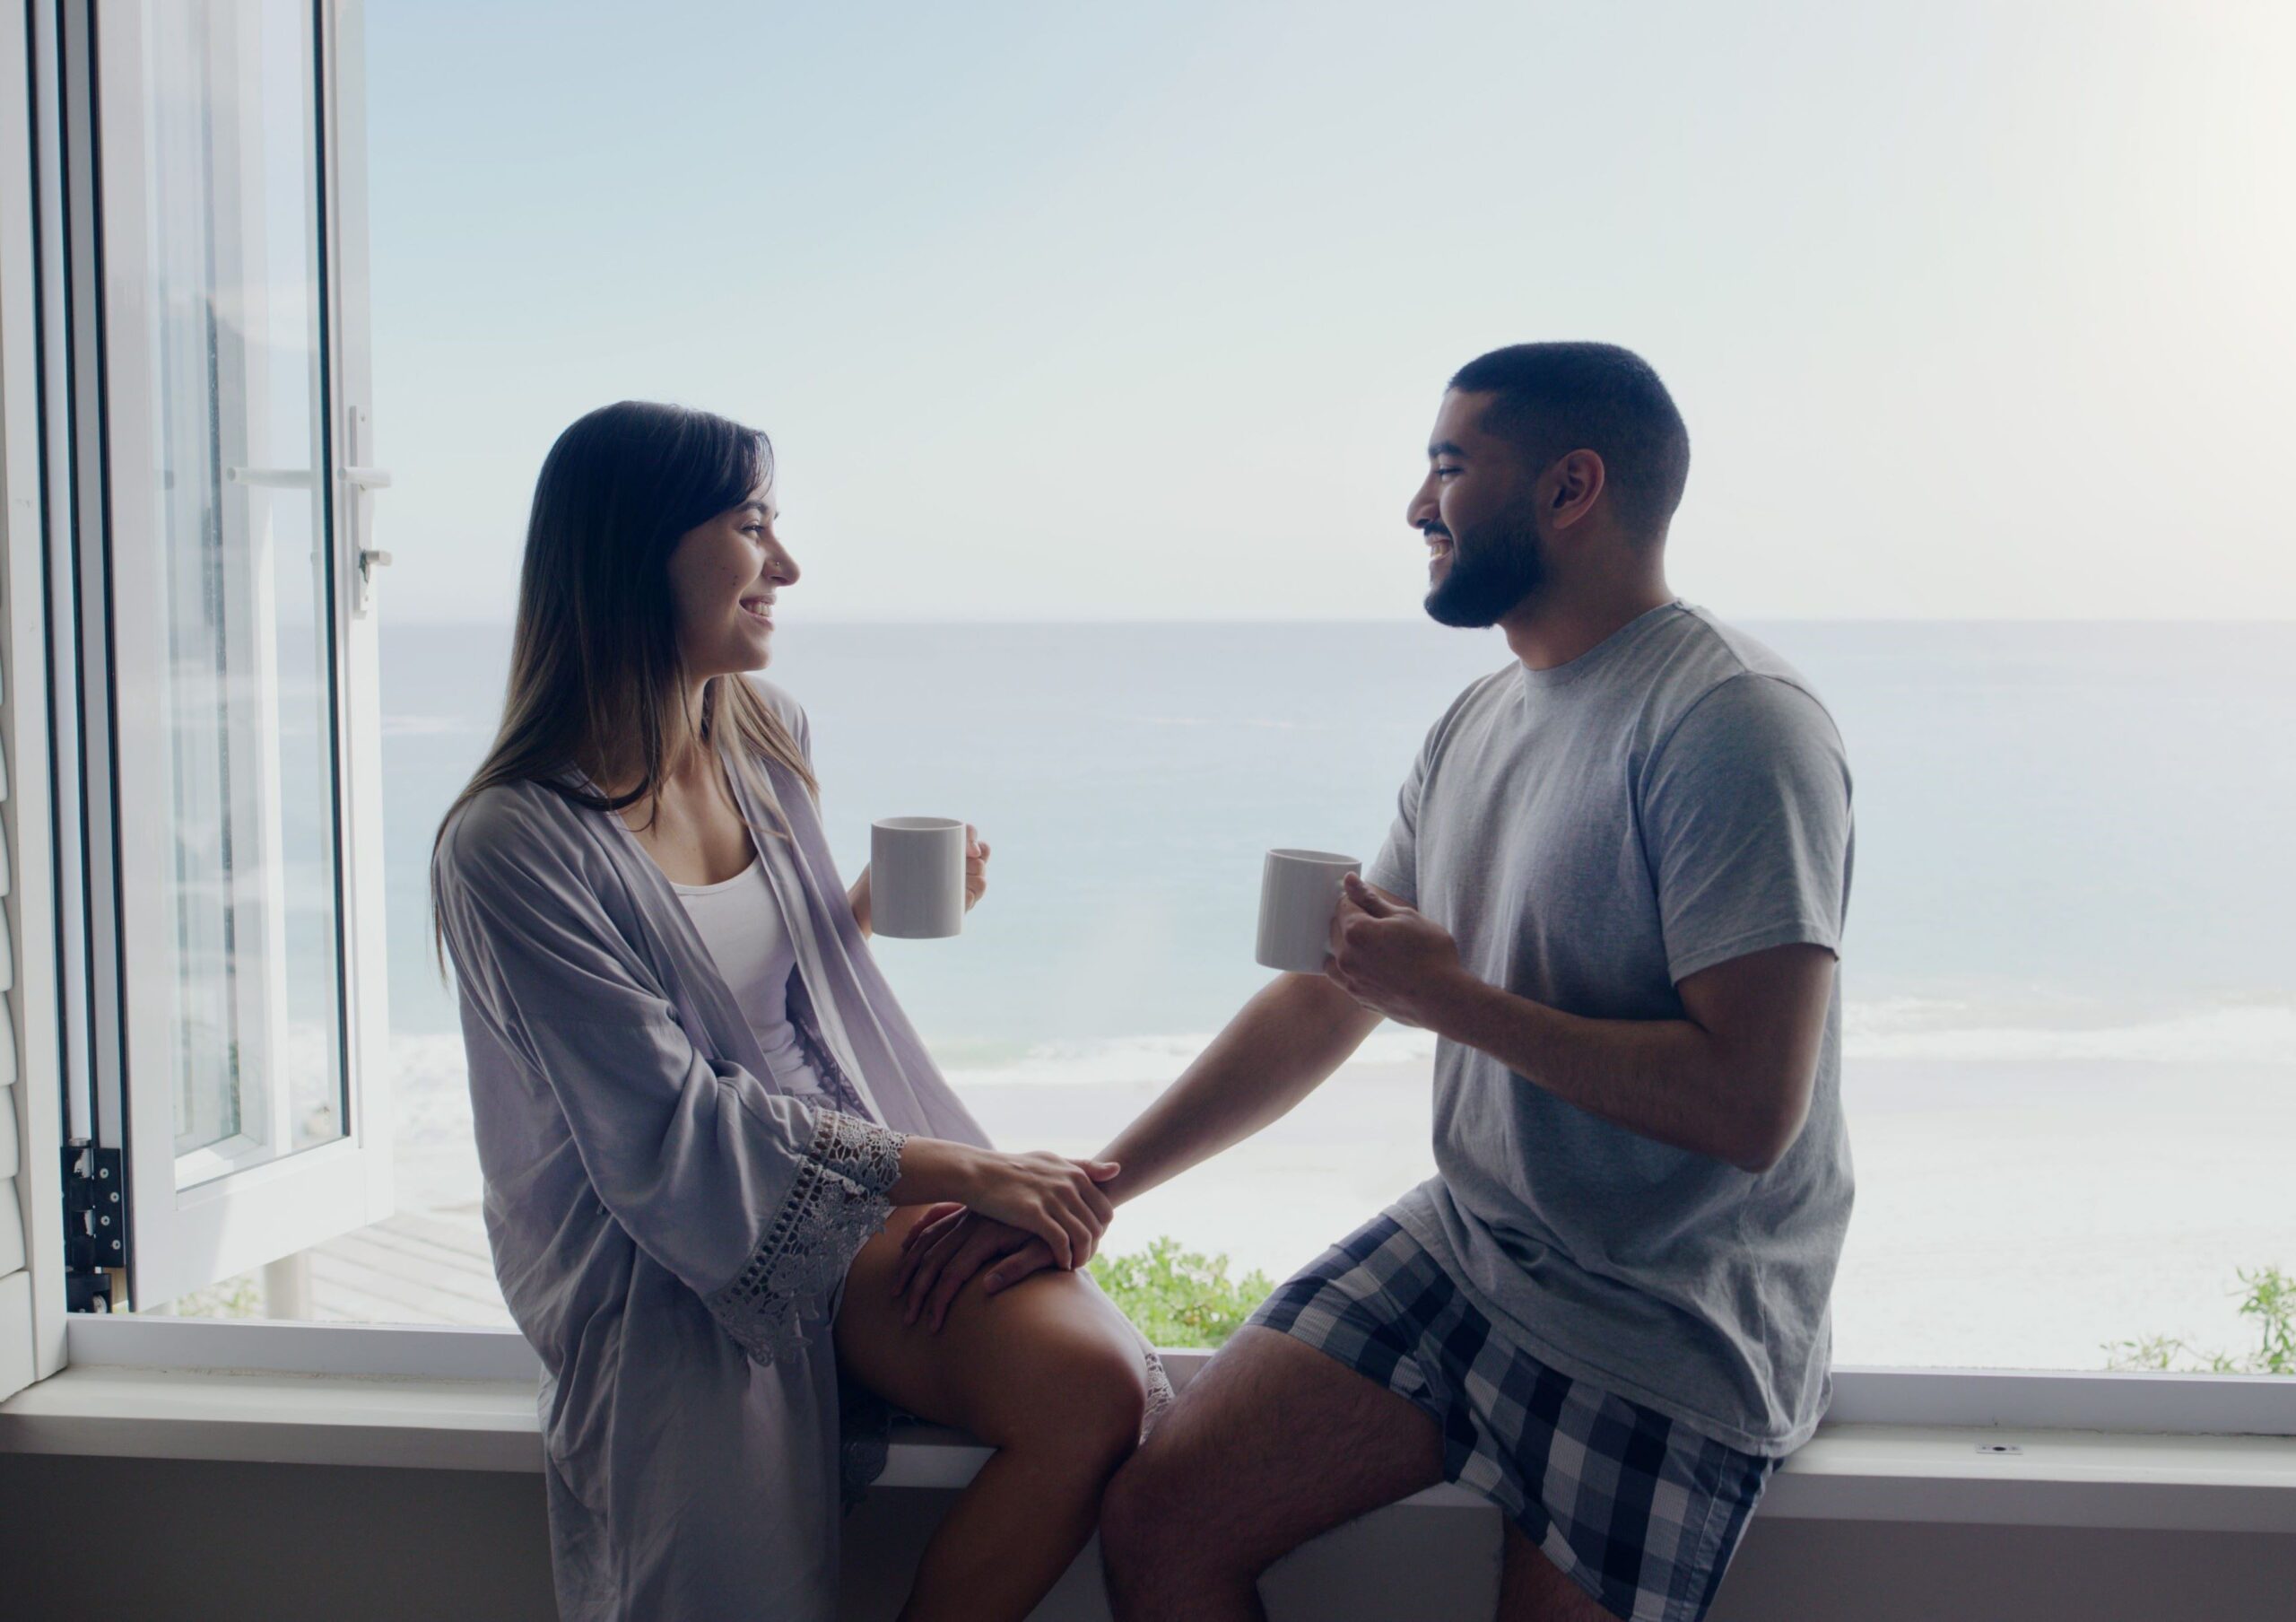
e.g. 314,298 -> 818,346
1255,848 -> 1361,973
871,817 -> 968,939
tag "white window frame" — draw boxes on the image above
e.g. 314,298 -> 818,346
36,0 -> 392,1312
0,0 -> 72,1397
44,1313 -> 2296,1440
0,0 -> 2286,1453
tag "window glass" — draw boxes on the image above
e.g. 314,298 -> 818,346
135,0 -> 345,1186
180,5 -> 2294,1382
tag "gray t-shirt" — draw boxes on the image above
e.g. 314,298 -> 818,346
1368,599 -> 1855,1455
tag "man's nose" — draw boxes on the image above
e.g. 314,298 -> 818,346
1405,479 -> 1438,534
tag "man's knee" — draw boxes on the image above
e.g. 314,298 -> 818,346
1100,1435 -> 1209,1574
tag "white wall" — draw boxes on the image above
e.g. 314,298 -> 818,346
4,1455 -> 2292,1620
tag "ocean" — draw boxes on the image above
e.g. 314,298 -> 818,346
377,617 -> 2296,1371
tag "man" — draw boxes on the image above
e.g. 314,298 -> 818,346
893,342 -> 1855,1620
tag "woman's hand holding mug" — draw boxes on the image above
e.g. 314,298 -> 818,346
849,824 -> 987,939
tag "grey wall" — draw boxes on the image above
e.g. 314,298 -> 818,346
3,1455 -> 2292,1620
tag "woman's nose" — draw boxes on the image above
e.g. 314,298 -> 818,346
770,547 -> 800,587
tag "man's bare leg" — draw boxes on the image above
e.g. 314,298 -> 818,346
1098,1325 -> 1443,1621
1496,1518 -> 1623,1621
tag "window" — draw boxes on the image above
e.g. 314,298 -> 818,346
36,0 -> 392,1313
337,4 -> 2296,1386
5,0 -> 2288,1424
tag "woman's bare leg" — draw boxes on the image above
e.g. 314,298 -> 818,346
837,1206 -> 1151,1622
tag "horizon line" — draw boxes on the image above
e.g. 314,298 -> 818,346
374,612 -> 2296,629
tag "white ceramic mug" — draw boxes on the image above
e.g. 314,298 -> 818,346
1255,848 -> 1361,973
871,817 -> 968,939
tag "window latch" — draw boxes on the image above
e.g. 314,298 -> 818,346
345,465 -> 395,616
61,1139 -> 125,1312
223,466 -> 315,489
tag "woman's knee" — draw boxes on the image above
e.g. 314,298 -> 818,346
1040,1335 -> 1152,1463
980,1318 -> 1149,1468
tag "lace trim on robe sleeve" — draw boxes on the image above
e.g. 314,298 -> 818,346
706,1108 -> 908,1367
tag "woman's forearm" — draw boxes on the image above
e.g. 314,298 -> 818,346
887,1134 -> 981,1205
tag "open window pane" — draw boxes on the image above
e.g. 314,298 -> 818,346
135,0 -> 346,1184
91,0 -> 392,1311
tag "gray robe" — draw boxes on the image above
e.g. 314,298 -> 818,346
433,678 -> 1138,1619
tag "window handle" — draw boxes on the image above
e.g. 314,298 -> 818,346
347,464 -> 394,617
224,466 -> 394,491
225,466 -> 315,489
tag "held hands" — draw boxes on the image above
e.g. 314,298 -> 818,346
891,1209 -> 1059,1331
1323,872 -> 1474,1030
943,1146 -> 1116,1280
891,1143 -> 1115,1332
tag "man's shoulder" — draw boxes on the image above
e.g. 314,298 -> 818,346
1639,606 -> 1838,746
1420,663 -> 1521,757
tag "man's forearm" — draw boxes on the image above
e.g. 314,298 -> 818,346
1095,973 -> 1382,1206
1430,975 -> 1779,1173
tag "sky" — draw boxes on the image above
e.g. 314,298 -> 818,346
364,1 -> 2296,623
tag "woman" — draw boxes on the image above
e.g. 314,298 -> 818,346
430,401 -> 1169,1621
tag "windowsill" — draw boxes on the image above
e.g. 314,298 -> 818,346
5,1363 -> 2293,1535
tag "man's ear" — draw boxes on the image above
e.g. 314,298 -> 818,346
1547,449 -> 1607,527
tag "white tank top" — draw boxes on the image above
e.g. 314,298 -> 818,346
670,855 -> 831,1102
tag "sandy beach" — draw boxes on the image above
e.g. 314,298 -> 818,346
362,1039 -> 2295,1375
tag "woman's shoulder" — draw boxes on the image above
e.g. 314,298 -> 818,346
434,776 -> 587,886
736,671 -> 806,734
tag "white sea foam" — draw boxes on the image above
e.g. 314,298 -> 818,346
382,713 -> 486,737
389,998 -> 2296,1124
933,998 -> 2296,1086
387,1032 -> 480,1148
1140,715 -> 1325,731
938,1025 -> 1439,1088
1842,997 -> 2296,1065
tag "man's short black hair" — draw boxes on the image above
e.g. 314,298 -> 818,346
1448,342 -> 1691,541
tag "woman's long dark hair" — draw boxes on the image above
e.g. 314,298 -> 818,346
430,401 -> 816,971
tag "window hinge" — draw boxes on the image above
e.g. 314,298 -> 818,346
61,1139 -> 126,1312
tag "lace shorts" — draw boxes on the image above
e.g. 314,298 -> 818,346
1247,1211 -> 1776,1622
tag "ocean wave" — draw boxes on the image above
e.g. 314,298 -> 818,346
383,713 -> 486,737
1841,997 -> 2296,1064
1139,715 -> 1323,731
937,1025 -> 1440,1087
387,1033 -> 480,1147
384,998 -> 2294,1122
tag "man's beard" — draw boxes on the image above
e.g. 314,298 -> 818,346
1422,505 -> 1545,628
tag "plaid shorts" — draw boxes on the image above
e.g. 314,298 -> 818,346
1246,1212 -> 1776,1622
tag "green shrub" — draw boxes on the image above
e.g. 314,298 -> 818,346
1091,1236 -> 1275,1350
2105,1265 -> 2293,1375
166,1271 -> 265,1321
